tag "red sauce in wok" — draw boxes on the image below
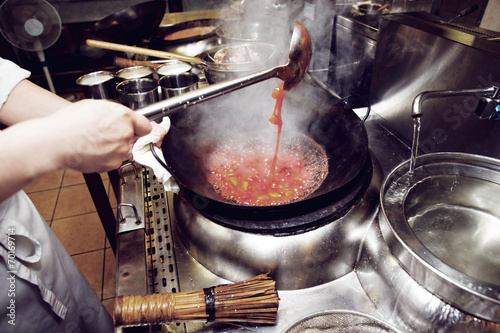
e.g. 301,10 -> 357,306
208,149 -> 315,206
208,82 -> 318,206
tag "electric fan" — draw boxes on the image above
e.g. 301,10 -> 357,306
0,0 -> 62,93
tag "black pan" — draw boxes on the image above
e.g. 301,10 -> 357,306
161,82 -> 369,210
154,18 -> 222,45
88,0 -> 166,45
149,18 -> 223,56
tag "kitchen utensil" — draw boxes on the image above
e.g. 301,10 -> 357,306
284,311 -> 401,333
156,18 -> 220,44
76,70 -> 117,100
156,60 -> 192,77
114,65 -> 156,83
198,42 -> 279,84
136,20 -> 312,121
379,152 -> 500,322
446,4 -> 479,23
86,39 -> 205,65
0,0 -> 61,93
114,57 -> 163,69
88,38 -> 278,84
86,0 -> 165,45
215,21 -> 279,44
357,3 -> 383,15
150,18 -> 223,57
161,82 -> 368,210
357,203 -> 500,332
159,72 -> 199,98
113,274 -> 278,326
117,78 -> 159,110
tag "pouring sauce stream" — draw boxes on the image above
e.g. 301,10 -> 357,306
206,82 -> 325,206
269,82 -> 285,174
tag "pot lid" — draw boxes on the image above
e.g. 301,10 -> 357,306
380,152 -> 500,322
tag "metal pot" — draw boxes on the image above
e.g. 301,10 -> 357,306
198,42 -> 282,84
161,82 -> 369,211
357,3 -> 383,15
357,152 -> 500,331
350,2 -> 386,26
215,21 -> 281,44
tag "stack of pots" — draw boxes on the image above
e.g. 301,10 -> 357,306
76,60 -> 198,109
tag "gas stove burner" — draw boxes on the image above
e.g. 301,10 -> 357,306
173,153 -> 382,290
181,155 -> 373,236
284,311 -> 401,333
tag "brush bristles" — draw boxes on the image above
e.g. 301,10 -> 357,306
114,274 -> 279,326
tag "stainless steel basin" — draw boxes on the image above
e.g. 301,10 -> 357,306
379,152 -> 500,322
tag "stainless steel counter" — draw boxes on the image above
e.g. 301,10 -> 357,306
113,11 -> 500,332
114,107 -> 412,333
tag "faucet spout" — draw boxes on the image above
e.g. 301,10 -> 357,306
411,86 -> 500,118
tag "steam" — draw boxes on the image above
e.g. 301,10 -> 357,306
189,80 -> 283,147
181,78 -> 332,152
181,0 -> 346,146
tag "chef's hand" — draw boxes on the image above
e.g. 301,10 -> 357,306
38,99 -> 152,173
132,117 -> 180,192
127,119 -> 168,157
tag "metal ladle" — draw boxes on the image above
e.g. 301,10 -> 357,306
136,21 -> 312,121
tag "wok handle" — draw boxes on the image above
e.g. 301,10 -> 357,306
136,67 -> 280,121
86,39 -> 204,65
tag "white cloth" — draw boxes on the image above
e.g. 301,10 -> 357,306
0,192 -> 113,332
0,57 -> 30,107
132,117 -> 180,193
0,58 -> 113,332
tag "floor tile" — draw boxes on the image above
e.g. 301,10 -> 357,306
54,184 -> 96,219
27,188 -> 59,222
72,250 -> 104,298
24,170 -> 64,193
51,212 -> 106,255
102,247 -> 116,300
62,169 -> 86,187
23,160 -> 122,312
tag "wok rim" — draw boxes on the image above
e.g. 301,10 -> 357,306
161,83 -> 369,210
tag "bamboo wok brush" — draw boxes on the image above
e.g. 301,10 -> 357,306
113,274 -> 279,327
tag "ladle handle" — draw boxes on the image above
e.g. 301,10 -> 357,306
86,39 -> 204,65
136,67 -> 280,121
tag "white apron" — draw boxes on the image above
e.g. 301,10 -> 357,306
0,191 -> 114,332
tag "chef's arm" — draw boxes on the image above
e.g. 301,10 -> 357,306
0,93 -> 152,203
0,79 -> 71,126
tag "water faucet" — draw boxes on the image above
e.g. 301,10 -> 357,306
411,86 -> 500,119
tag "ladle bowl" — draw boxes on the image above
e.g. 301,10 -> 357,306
136,21 -> 312,121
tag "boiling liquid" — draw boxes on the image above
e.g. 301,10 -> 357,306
207,149 -> 315,206
207,82 -> 318,206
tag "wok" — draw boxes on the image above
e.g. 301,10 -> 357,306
87,0 -> 166,45
161,82 -> 369,211
150,18 -> 223,57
